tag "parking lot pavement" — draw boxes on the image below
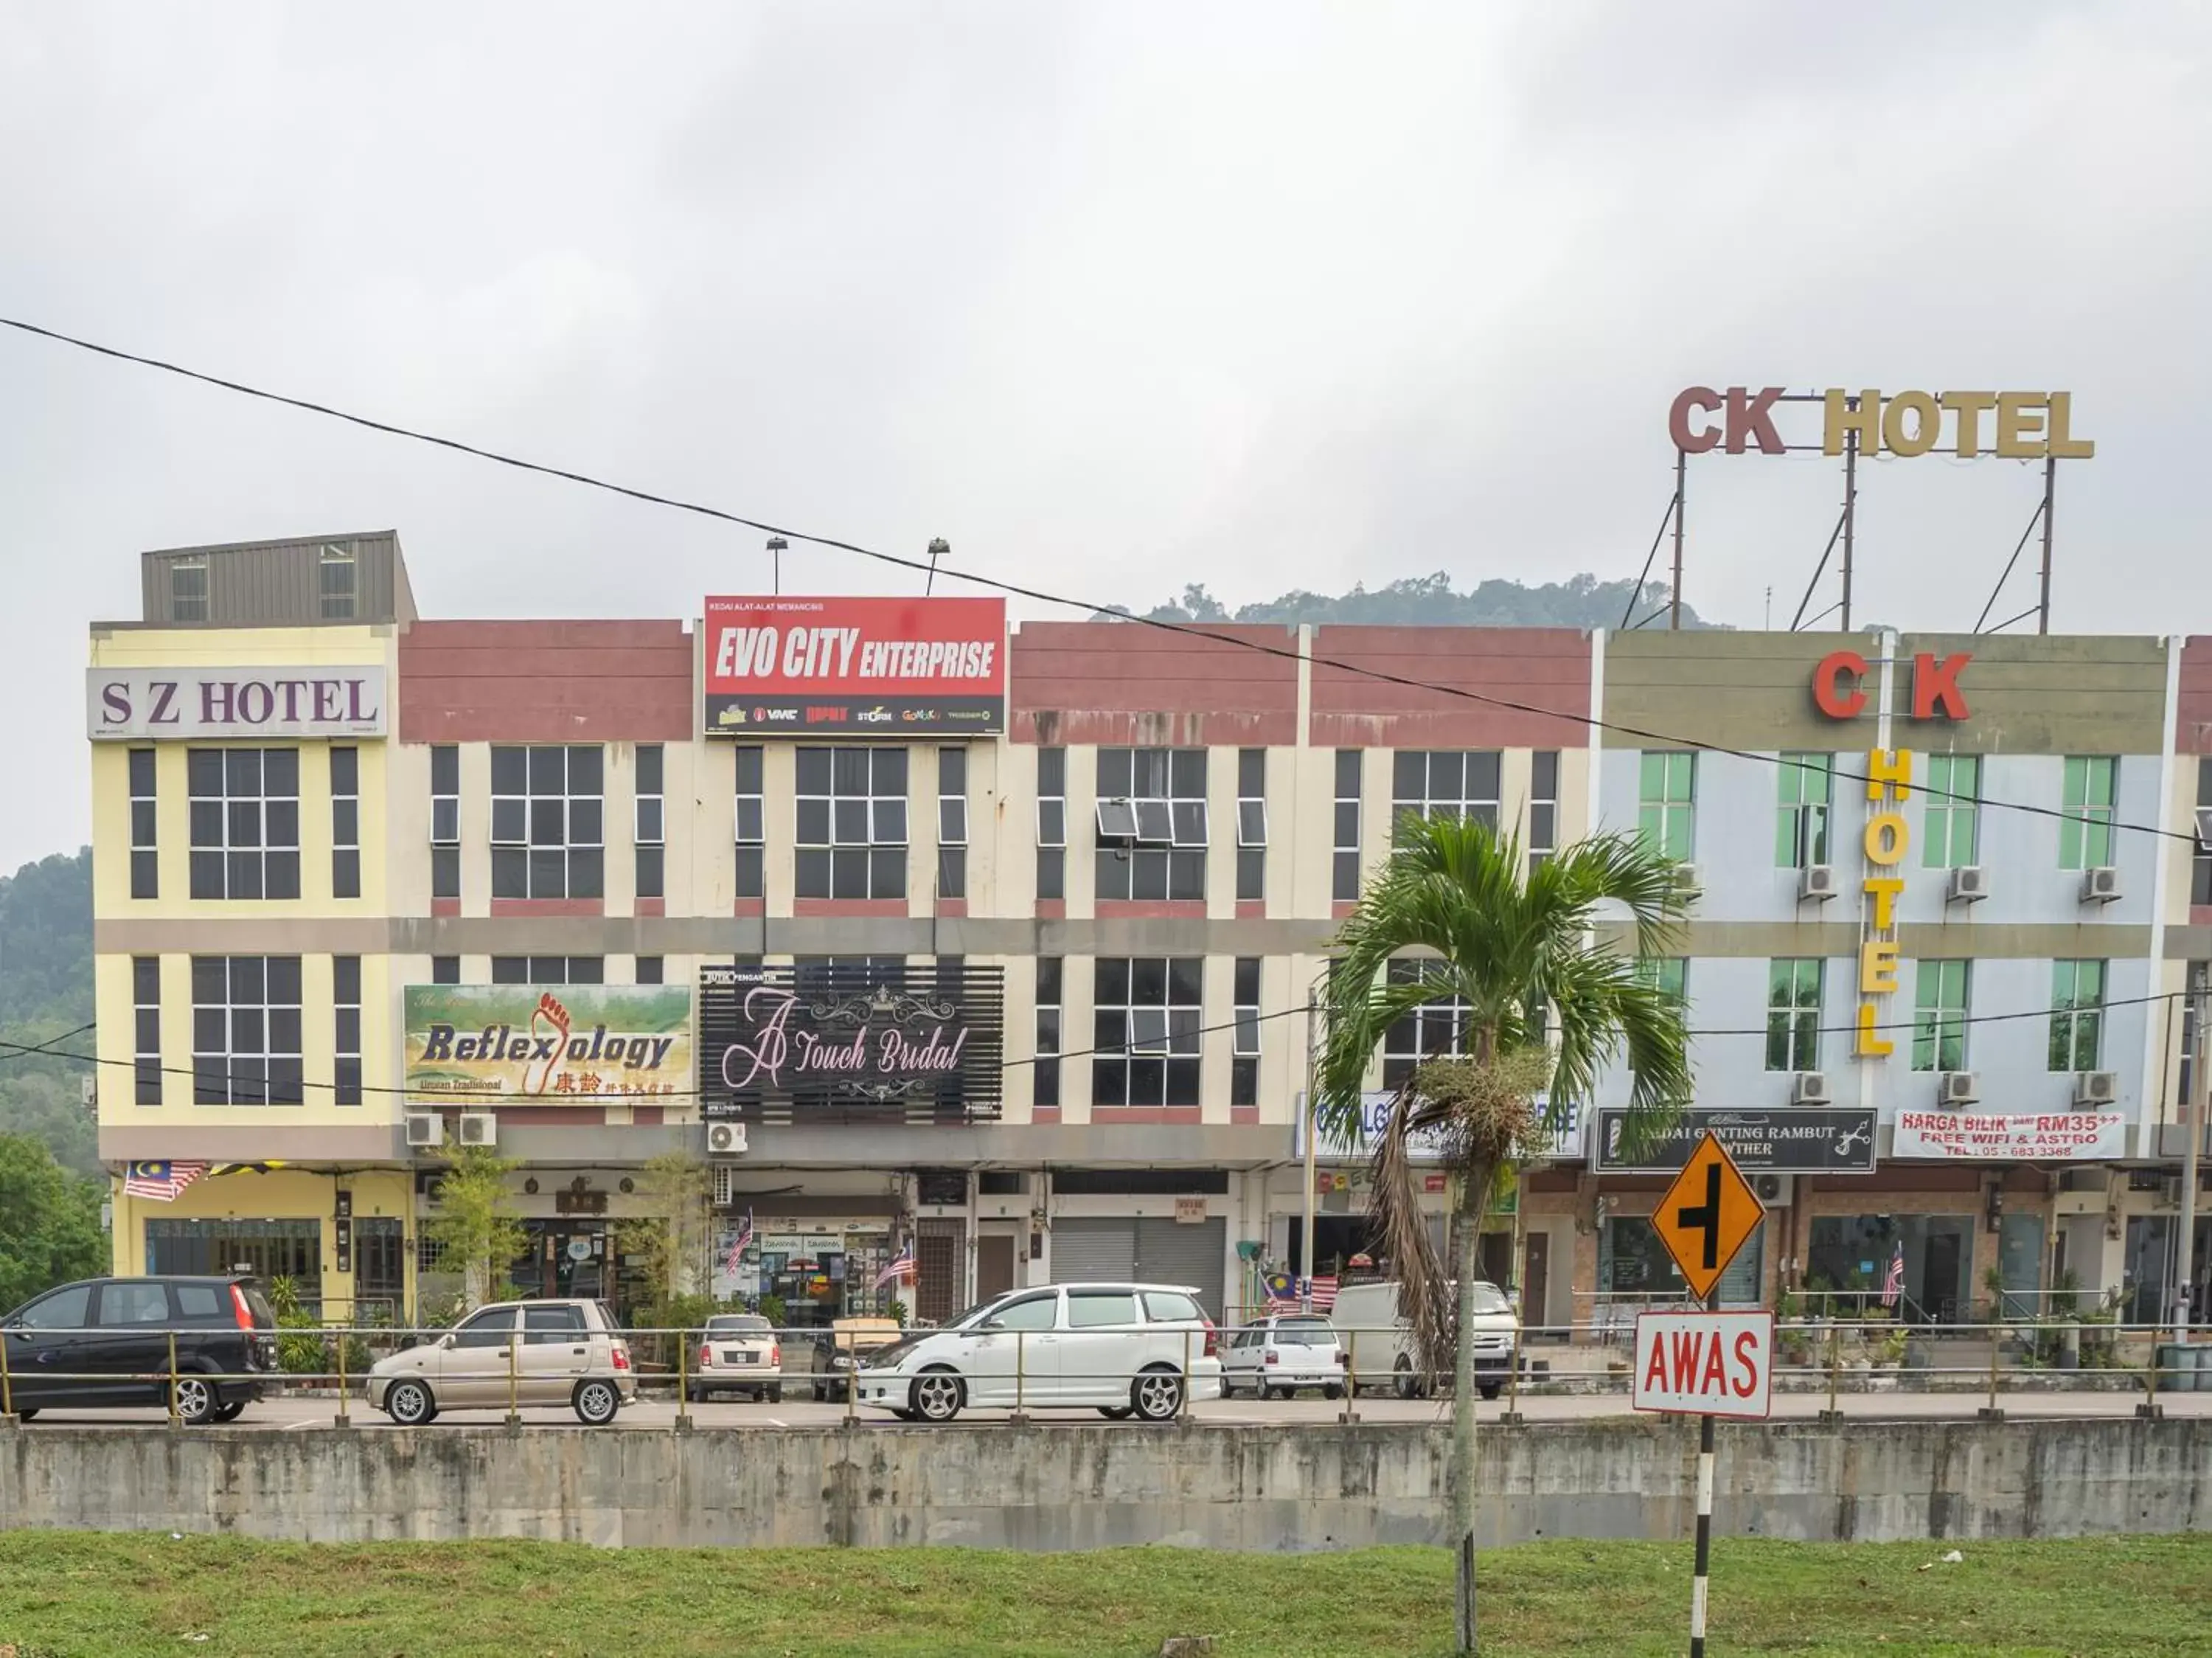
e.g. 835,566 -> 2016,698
13,1384 -> 2205,1433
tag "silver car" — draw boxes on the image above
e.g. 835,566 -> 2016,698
369,1299 -> 637,1426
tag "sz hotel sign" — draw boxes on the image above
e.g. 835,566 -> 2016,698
1668,388 -> 2094,459
88,665 -> 386,740
698,963 -> 1006,1121
1811,649 -> 1971,1058
703,595 -> 1007,735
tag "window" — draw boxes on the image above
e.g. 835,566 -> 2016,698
1231,957 -> 1261,1107
1095,748 -> 1206,901
937,746 -> 968,901
188,748 -> 300,900
1035,746 -> 1065,902
1093,957 -> 1202,1106
333,954 -> 362,1106
1068,1291 -> 1140,1328
175,1285 -> 221,1319
1912,960 -> 1969,1073
2050,960 -> 2107,1072
1332,749 -> 1363,902
1392,749 -> 1501,829
1529,750 -> 1559,874
796,746 -> 907,900
636,956 -> 664,985
21,1283 -> 91,1328
733,744 -> 765,901
1141,1289 -> 1203,1322
2059,756 -> 2118,870
431,744 -> 459,901
1775,752 -> 1833,868
1764,958 -> 1823,1072
1638,956 -> 1688,1005
431,956 -> 461,985
524,1305 -> 587,1343
492,957 -> 604,985
454,1305 -> 518,1348
133,956 -> 162,1105
1638,752 -> 1696,862
99,1282 -> 173,1325
1236,748 -> 1267,902
129,748 -> 158,898
987,1294 -> 1059,1333
635,744 -> 664,901
1380,960 -> 1470,1090
1034,957 -> 1062,1108
170,557 -> 208,622
492,744 -> 604,901
1923,754 -> 1980,870
191,954 -> 303,1105
330,746 -> 361,898
319,544 -> 356,620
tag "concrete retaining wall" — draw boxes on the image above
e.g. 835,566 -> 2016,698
3,1418 -> 2208,1553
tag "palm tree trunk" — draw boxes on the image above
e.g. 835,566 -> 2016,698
1452,1154 -> 1494,1655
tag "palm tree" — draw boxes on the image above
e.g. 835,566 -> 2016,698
1315,812 -> 1692,1655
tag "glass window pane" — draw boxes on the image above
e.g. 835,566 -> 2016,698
634,744 -> 663,795
795,747 -> 831,794
528,746 -> 566,791
734,745 -> 764,794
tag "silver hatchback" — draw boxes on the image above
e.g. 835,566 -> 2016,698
369,1299 -> 638,1426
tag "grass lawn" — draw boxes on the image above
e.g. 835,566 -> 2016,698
1,1531 -> 2208,1657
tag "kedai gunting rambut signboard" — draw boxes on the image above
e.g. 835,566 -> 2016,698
702,595 -> 1006,735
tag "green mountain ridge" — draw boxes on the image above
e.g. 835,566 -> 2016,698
1099,572 -> 1726,630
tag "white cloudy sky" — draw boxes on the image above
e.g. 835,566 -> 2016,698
4,1 -> 2208,868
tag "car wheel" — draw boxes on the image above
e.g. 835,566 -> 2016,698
1131,1366 -> 1183,1423
911,1367 -> 964,1423
889,1407 -> 919,1422
1393,1356 -> 1420,1401
574,1378 -> 622,1426
813,1383 -> 827,1402
386,1378 -> 437,1426
210,1400 -> 248,1423
1478,1383 -> 1503,1401
1262,1385 -> 1284,1401
10,1408 -> 36,1423
766,1384 -> 782,1404
1324,1384 -> 1346,1401
173,1376 -> 218,1426
1098,1406 -> 1135,1421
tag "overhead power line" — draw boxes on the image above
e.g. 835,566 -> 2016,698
0,313 -> 2196,848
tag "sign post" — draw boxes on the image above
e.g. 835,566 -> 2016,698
1645,1131 -> 1768,1658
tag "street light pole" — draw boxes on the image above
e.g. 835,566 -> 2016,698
765,536 -> 787,595
1301,985 -> 1323,1312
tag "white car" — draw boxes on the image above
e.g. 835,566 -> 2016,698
367,1298 -> 638,1426
1331,1279 -> 1518,1400
854,1282 -> 1223,1423
1221,1313 -> 1346,1399
687,1314 -> 783,1402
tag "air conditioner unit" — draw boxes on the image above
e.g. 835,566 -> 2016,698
1790,1071 -> 1831,1106
1798,864 -> 1837,901
2080,866 -> 2121,904
1947,865 -> 1989,903
706,1121 -> 748,1156
1753,1173 -> 1793,1206
457,1112 -> 497,1148
2059,1167 -> 2110,1195
404,1112 -> 442,1149
1672,863 -> 1703,900
2073,1070 -> 2118,1106
2157,1176 -> 2184,1209
1938,1071 -> 1980,1106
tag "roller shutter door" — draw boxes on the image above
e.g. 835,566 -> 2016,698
1134,1218 -> 1227,1320
1050,1218 -> 1138,1286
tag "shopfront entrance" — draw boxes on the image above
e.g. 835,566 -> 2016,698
1806,1213 -> 1975,1324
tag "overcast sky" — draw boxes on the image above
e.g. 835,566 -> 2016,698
4,2 -> 2208,868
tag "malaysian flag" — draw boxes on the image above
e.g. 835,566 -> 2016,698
1879,1243 -> 1905,1310
874,1245 -> 917,1288
724,1210 -> 754,1279
1305,1274 -> 1340,1313
124,1161 -> 208,1201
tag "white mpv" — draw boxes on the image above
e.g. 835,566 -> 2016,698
855,1282 -> 1223,1422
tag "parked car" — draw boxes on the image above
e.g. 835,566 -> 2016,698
854,1283 -> 1222,1423
687,1314 -> 782,1402
1221,1313 -> 1346,1399
1330,1279 -> 1517,1400
0,1275 -> 279,1425
802,1316 -> 903,1401
366,1298 -> 636,1426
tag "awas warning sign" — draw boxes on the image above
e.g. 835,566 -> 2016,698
1632,1311 -> 1774,1421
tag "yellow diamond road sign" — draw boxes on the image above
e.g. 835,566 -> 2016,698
1652,1130 -> 1765,1303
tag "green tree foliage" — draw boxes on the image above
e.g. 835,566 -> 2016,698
0,1130 -> 106,1312
1105,572 -> 1724,631
0,849 -> 98,1177
422,1147 -> 529,1314
615,1151 -> 713,1355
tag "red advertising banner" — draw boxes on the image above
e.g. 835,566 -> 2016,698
702,596 -> 1007,736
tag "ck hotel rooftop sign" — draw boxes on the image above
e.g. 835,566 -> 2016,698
1668,388 -> 2093,459
88,665 -> 386,740
703,595 -> 1006,735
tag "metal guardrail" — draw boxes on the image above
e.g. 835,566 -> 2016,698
2,1319 -> 2206,1428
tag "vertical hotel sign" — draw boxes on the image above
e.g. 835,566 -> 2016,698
1811,649 -> 1971,1058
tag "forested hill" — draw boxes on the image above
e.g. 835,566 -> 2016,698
1099,572 -> 1726,631
0,849 -> 97,1175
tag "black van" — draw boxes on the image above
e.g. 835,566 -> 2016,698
1,1275 -> 282,1423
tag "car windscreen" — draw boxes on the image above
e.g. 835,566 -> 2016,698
1467,1284 -> 1511,1316
1274,1319 -> 1340,1345
708,1316 -> 770,1332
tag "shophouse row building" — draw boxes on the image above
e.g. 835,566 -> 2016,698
88,531 -> 2212,1333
